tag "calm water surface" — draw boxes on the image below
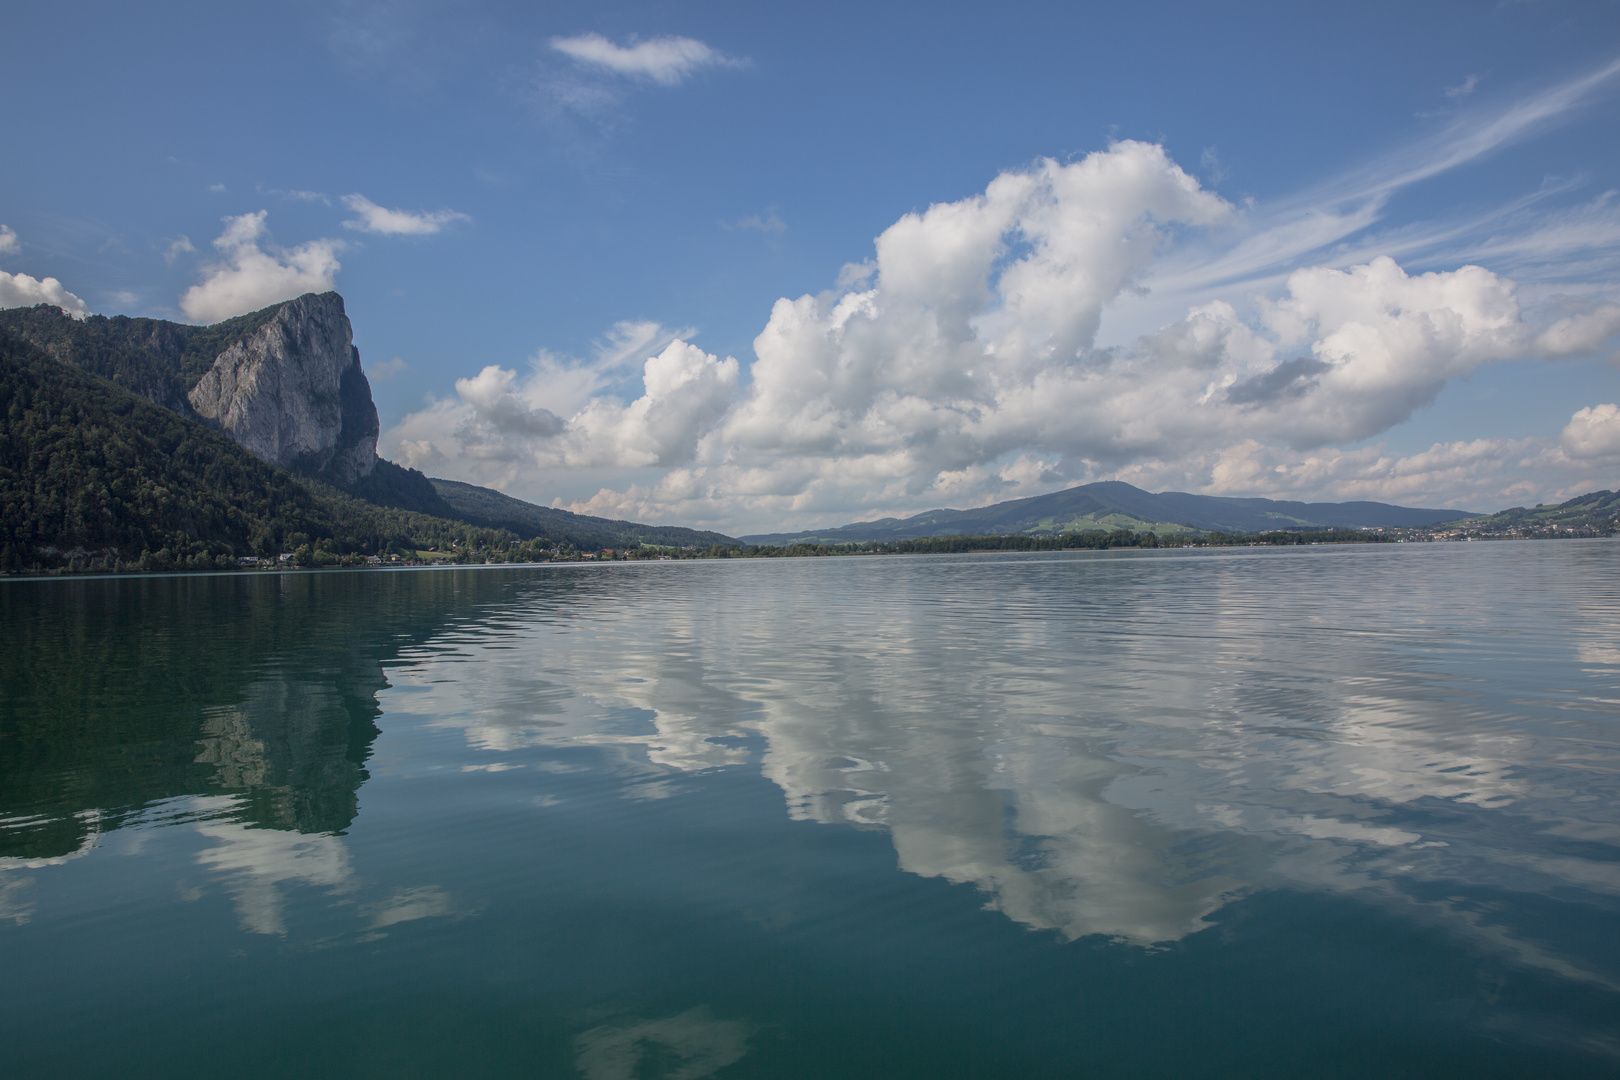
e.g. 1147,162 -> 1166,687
3,542 -> 1619,1077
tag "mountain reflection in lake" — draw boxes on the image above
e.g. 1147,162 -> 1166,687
3,543 -> 1618,1078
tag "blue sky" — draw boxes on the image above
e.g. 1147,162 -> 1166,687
4,1 -> 1620,531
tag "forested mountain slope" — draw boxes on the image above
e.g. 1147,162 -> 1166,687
0,327 -> 509,571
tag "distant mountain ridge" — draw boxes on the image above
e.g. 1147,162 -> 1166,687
429,478 -> 737,549
739,480 -> 1479,544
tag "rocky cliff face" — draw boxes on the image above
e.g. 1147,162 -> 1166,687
187,293 -> 379,483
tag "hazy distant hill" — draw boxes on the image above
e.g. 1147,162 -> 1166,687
429,478 -> 737,549
740,480 -> 1478,543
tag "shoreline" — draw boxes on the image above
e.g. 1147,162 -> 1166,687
4,530 -> 1614,581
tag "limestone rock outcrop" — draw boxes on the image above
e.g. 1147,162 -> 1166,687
187,292 -> 379,483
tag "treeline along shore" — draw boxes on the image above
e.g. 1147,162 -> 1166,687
724,529 -> 1395,559
0,529 -> 1419,576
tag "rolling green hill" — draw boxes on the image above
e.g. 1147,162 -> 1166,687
1429,490 -> 1620,537
740,480 -> 1478,543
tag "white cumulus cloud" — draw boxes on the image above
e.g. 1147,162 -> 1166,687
1248,257 -> 1533,446
0,223 -> 91,317
1562,403 -> 1620,460
549,32 -> 743,86
180,211 -> 343,324
341,194 -> 471,236
387,129 -> 1620,533
725,210 -> 786,235
1445,73 -> 1481,100
390,332 -> 740,484
0,272 -> 91,318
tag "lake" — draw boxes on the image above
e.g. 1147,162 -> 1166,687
3,541 -> 1618,1078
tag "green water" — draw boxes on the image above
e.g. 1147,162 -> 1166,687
3,543 -> 1618,1077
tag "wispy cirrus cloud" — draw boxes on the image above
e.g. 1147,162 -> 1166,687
262,187 -> 331,205
162,235 -> 195,265
341,194 -> 471,236
1105,54 -> 1620,339
724,209 -> 786,235
548,33 -> 746,86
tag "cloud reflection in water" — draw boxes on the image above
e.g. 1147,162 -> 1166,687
383,546 -> 1620,986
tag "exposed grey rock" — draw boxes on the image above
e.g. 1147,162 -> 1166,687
188,292 -> 379,483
